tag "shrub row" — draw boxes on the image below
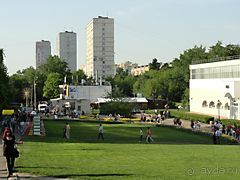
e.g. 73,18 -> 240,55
170,110 -> 214,124
220,119 -> 240,127
100,101 -> 134,117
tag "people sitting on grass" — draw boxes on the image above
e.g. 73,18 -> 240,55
173,118 -> 182,127
194,121 -> 201,129
190,120 -> 194,129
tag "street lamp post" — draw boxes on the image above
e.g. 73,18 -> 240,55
217,100 -> 221,121
23,89 -> 30,107
34,79 -> 37,111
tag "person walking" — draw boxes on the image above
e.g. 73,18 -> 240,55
64,122 -> 70,139
98,124 -> 104,140
139,128 -> 143,142
2,130 -> 23,178
146,127 -> 153,143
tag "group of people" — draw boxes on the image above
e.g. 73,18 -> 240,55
173,118 -> 183,127
190,120 -> 201,129
210,120 -> 240,143
140,111 -> 169,124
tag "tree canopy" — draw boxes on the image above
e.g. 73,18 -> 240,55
0,49 -> 10,108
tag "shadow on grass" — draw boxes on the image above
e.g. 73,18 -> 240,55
53,173 -> 134,178
16,166 -> 67,169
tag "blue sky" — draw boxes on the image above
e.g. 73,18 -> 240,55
1,0 -> 239,74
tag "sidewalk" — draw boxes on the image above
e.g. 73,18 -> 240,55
162,118 -> 212,134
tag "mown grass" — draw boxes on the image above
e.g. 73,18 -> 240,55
15,120 -> 240,180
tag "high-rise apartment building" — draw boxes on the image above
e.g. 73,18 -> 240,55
57,31 -> 77,71
36,40 -> 51,67
85,16 -> 114,80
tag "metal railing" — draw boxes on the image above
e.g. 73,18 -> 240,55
191,55 -> 240,65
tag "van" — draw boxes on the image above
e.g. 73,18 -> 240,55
38,104 -> 48,113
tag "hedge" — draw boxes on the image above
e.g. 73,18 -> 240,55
170,110 -> 214,124
220,119 -> 240,127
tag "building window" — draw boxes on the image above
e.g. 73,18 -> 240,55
202,101 -> 208,108
224,103 -> 229,110
209,101 -> 215,108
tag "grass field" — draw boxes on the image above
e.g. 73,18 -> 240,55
15,120 -> 240,179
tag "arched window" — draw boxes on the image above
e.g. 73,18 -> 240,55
225,103 -> 229,110
216,101 -> 222,109
202,101 -> 208,108
209,101 -> 215,108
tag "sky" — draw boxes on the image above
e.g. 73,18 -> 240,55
1,0 -> 240,75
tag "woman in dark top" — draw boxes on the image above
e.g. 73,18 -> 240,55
2,130 -> 23,178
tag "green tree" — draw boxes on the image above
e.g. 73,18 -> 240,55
71,69 -> 87,85
38,55 -> 69,81
149,58 -> 161,70
9,73 -> 29,104
43,73 -> 62,99
208,41 -> 226,58
0,49 -> 10,108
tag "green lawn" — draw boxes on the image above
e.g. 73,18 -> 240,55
15,120 -> 240,179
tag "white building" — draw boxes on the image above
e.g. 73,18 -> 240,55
57,31 -> 77,72
190,55 -> 240,119
85,16 -> 114,80
36,40 -> 51,68
51,84 -> 112,114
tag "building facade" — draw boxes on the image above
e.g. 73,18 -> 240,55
36,40 -> 51,68
51,84 -> 112,114
190,55 -> 240,119
85,16 -> 114,80
115,61 -> 138,75
57,31 -> 77,72
131,65 -> 149,76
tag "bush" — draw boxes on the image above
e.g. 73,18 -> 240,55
170,110 -> 214,124
100,101 -> 135,117
220,119 -> 240,127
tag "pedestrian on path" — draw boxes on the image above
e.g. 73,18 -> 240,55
98,124 -> 104,140
2,130 -> 23,178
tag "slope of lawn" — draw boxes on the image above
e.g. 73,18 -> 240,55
15,120 -> 240,180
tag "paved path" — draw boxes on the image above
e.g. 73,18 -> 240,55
162,118 -> 213,134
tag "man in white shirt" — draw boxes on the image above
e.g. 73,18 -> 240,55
215,128 -> 222,144
98,124 -> 104,140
